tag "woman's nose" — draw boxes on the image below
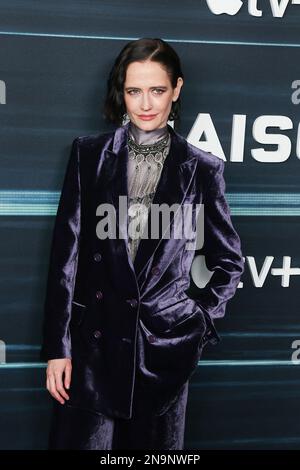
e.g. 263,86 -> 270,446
141,94 -> 152,110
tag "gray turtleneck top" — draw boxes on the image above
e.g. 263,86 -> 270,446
127,120 -> 171,262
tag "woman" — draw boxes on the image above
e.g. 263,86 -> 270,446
40,37 -> 244,450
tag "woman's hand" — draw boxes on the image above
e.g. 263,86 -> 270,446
46,358 -> 72,404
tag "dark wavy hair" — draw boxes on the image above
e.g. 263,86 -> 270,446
103,37 -> 184,128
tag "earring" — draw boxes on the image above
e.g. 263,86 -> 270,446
122,112 -> 130,125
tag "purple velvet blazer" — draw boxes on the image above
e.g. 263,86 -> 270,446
40,121 -> 244,419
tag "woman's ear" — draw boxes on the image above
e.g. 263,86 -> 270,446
173,77 -> 184,101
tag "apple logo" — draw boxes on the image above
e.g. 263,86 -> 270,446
206,0 -> 244,15
191,255 -> 214,289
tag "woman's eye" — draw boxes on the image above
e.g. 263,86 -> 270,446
127,89 -> 164,95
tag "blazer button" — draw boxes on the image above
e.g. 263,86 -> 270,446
151,266 -> 160,276
94,253 -> 102,262
127,298 -> 138,308
93,330 -> 102,339
148,334 -> 156,343
96,290 -> 103,300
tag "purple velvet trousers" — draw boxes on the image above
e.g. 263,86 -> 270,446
48,377 -> 189,450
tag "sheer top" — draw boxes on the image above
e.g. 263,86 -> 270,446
127,121 -> 171,261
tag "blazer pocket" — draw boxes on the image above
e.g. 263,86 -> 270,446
162,307 -> 204,334
151,292 -> 191,317
164,312 -> 196,333
70,300 -> 86,327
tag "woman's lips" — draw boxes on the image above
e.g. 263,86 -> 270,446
138,115 -> 157,121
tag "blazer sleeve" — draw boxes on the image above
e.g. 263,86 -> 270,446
40,137 -> 81,361
195,158 -> 245,340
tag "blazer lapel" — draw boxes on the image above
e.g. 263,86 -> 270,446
99,121 -> 198,281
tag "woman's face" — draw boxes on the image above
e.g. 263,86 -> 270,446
123,60 -> 183,130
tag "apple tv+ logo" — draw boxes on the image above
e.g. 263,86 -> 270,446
206,0 -> 300,17
206,0 -> 243,15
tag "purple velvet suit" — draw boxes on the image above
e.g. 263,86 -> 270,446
40,121 -> 244,428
